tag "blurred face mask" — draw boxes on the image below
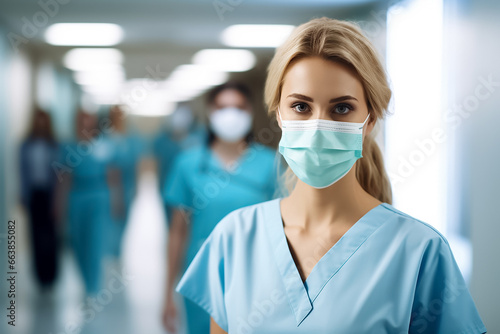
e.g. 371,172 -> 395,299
209,107 -> 253,143
278,108 -> 370,189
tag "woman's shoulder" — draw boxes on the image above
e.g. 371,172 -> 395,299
378,202 -> 449,246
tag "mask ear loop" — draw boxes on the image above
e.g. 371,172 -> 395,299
359,113 -> 371,130
277,107 -> 285,128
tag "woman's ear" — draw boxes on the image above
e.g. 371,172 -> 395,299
365,114 -> 376,137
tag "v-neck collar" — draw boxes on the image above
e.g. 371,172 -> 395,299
264,198 -> 390,326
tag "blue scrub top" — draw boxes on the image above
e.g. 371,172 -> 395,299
153,124 -> 207,191
65,137 -> 116,191
153,132 -> 181,191
177,199 -> 487,334
164,142 -> 278,269
108,134 -> 145,198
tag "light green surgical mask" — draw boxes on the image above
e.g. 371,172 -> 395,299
278,109 -> 370,189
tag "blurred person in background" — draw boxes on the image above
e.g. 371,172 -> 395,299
168,103 -> 207,150
20,108 -> 60,288
152,103 -> 207,222
161,82 -> 279,334
106,105 -> 145,261
56,110 -> 121,296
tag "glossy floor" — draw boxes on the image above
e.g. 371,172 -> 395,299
3,172 -> 187,334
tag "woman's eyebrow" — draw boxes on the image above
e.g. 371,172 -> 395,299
330,95 -> 358,103
286,93 -> 313,102
286,93 -> 358,103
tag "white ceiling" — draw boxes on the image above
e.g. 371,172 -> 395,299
0,0 -> 392,81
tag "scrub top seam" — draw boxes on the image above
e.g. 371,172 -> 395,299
309,209 -> 391,303
407,227 -> 438,315
381,203 -> 449,245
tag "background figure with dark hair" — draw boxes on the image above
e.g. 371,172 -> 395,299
161,82 -> 279,334
57,111 -> 119,296
106,105 -> 145,260
153,103 -> 207,223
20,108 -> 60,288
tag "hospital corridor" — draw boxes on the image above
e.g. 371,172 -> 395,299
1,0 -> 500,333
3,168 -> 169,334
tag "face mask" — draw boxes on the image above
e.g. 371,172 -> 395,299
278,109 -> 370,189
209,107 -> 253,143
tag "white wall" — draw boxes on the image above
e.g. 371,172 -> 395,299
5,49 -> 33,218
458,0 -> 500,333
0,25 -> 12,334
385,0 -> 447,234
384,0 -> 499,329
449,0 -> 500,332
0,28 -> 7,226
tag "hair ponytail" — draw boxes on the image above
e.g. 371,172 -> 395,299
356,134 -> 392,204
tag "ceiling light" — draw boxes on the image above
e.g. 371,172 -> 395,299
192,49 -> 256,72
89,94 -> 119,106
221,24 -> 295,48
122,90 -> 177,117
168,64 -> 228,90
81,85 -> 122,98
162,64 -> 228,102
45,23 -> 123,46
63,48 -> 123,71
73,68 -> 125,86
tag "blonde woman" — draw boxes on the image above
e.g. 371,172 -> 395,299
175,18 -> 486,333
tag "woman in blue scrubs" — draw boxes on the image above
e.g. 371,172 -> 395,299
61,111 -> 118,296
176,18 -> 487,334
161,82 -> 279,334
153,104 -> 207,222
106,106 -> 144,259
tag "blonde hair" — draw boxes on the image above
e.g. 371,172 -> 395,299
265,17 -> 392,204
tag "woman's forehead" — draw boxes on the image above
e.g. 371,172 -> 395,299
281,57 -> 365,101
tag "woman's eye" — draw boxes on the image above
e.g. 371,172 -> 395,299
333,104 -> 352,115
292,103 -> 309,113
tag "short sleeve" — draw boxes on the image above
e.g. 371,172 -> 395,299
176,226 -> 228,331
163,154 -> 192,209
410,237 -> 487,334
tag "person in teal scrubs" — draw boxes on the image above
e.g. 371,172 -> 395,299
161,82 -> 279,334
152,104 -> 207,222
176,18 -> 486,334
58,111 -> 118,296
106,106 -> 145,258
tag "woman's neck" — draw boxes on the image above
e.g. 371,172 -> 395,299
284,168 -> 381,230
